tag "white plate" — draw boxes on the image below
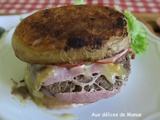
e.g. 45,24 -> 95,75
0,14 -> 160,120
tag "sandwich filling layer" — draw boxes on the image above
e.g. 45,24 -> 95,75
26,49 -> 131,103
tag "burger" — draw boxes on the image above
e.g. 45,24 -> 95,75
12,5 -> 134,109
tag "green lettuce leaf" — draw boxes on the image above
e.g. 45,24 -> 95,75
74,0 -> 86,5
124,10 -> 148,54
20,17 -> 23,21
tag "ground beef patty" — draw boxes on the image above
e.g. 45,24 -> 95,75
41,55 -> 130,98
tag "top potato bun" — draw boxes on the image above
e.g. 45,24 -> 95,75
12,5 -> 131,65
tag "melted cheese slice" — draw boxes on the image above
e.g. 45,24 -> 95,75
100,63 -> 127,84
79,63 -> 127,84
35,67 -> 54,90
28,63 -> 128,91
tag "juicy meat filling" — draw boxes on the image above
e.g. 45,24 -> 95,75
41,55 -> 130,97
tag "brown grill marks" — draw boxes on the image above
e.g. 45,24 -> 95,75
17,5 -> 128,51
66,37 -> 104,50
67,37 -> 88,48
114,17 -> 124,28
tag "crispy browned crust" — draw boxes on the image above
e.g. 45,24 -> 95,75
12,5 -> 131,64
